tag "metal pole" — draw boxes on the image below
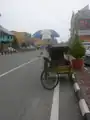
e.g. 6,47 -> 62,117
0,14 -> 3,54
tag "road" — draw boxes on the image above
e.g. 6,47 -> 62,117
0,50 -> 82,120
0,50 -> 40,74
59,77 -> 82,120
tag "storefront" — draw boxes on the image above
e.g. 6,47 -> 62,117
0,26 -> 14,51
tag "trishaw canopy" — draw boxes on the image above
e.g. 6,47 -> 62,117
47,44 -> 69,52
46,44 -> 70,60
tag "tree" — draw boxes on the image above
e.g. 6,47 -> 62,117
69,34 -> 85,59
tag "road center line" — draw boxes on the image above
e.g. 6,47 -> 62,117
50,83 -> 59,120
0,57 -> 38,78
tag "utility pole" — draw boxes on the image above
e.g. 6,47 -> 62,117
0,13 -> 2,25
0,13 -> 2,53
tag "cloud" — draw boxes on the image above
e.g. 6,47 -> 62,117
0,0 -> 90,41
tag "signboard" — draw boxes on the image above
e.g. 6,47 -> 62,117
78,30 -> 90,35
78,19 -> 90,30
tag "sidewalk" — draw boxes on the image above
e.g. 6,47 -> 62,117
75,68 -> 90,109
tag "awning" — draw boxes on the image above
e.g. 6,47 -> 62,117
0,25 -> 13,35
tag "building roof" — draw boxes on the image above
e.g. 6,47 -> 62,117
70,5 -> 90,36
80,5 -> 89,11
74,5 -> 90,19
0,25 -> 13,35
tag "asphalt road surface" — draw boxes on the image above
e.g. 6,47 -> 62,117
0,50 -> 82,120
59,77 -> 82,120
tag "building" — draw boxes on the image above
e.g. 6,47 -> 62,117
41,30 -> 58,45
70,5 -> 90,48
12,31 -> 31,47
0,25 -> 14,51
33,29 -> 59,45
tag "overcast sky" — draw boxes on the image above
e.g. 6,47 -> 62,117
0,0 -> 90,41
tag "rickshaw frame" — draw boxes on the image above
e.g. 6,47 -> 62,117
40,44 -> 74,90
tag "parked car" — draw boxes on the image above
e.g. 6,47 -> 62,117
30,46 -> 36,50
8,47 -> 18,53
84,49 -> 90,65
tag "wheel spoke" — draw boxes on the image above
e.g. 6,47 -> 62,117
41,71 -> 59,90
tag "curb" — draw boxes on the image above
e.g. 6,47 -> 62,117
72,73 -> 90,120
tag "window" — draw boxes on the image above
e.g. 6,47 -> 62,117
83,42 -> 90,45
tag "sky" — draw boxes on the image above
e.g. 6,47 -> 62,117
0,0 -> 90,42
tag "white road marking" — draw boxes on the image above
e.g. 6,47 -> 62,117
84,67 -> 88,71
0,57 -> 38,78
50,81 -> 59,120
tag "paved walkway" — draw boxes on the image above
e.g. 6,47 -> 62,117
76,68 -> 90,109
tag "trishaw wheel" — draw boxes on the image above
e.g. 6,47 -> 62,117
40,70 -> 59,90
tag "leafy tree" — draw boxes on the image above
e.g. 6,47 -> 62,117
69,34 -> 85,59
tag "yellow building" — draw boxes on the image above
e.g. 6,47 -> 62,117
12,31 -> 27,46
12,31 -> 49,48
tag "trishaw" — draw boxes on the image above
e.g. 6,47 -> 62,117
40,44 -> 73,90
